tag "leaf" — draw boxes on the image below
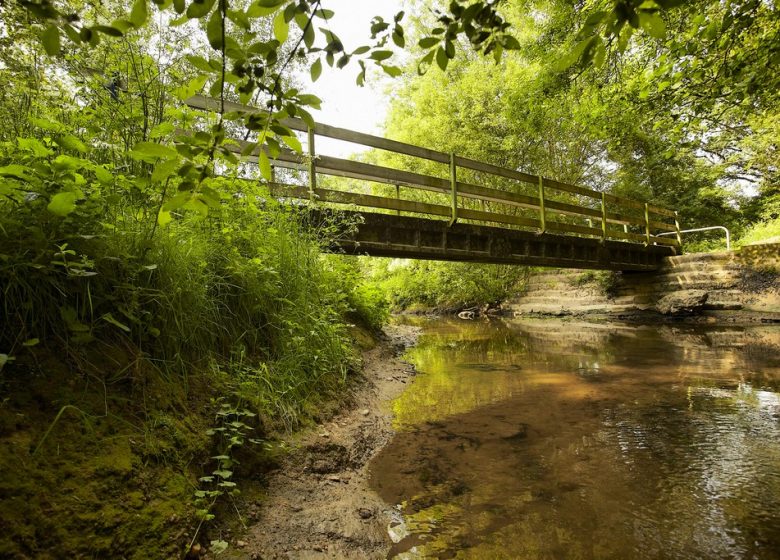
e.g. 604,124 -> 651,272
0,164 -> 34,181
297,94 -> 321,109
129,0 -> 148,27
175,74 -> 208,101
207,9 -> 223,50
130,141 -> 178,163
55,134 -> 88,153
186,0 -> 216,19
48,192 -> 78,217
42,25 -> 60,56
152,159 -> 180,183
370,50 -> 393,62
93,25 -> 124,37
418,37 -> 438,49
280,134 -> 302,153
102,313 -> 131,332
94,166 -> 114,184
417,49 -> 435,75
247,0 -> 284,17
435,46 -> 448,71
310,58 -> 322,82
209,540 -> 229,555
273,11 -> 288,43
258,150 -> 272,181
639,12 -> 666,39
157,210 -> 173,226
382,65 -> 402,78
149,122 -> 175,138
23,338 -> 40,347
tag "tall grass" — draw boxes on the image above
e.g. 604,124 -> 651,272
0,164 -> 384,430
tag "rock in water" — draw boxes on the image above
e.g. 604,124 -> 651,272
656,290 -> 709,315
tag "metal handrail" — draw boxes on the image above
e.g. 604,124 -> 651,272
657,226 -> 730,250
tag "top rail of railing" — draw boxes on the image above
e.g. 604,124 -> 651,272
185,95 -> 682,248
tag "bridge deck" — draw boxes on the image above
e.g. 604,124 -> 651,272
320,211 -> 675,271
187,95 -> 682,271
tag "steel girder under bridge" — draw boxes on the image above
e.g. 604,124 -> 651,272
316,211 -> 674,271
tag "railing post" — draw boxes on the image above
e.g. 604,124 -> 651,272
449,152 -> 458,226
538,176 -> 546,233
601,192 -> 607,242
644,202 -> 651,245
395,184 -> 401,216
674,211 -> 682,247
307,127 -> 316,202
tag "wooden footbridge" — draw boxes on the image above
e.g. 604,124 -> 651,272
188,96 -> 681,271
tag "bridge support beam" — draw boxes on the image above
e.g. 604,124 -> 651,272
317,211 -> 676,271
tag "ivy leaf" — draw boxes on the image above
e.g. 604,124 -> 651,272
310,58 -> 322,82
273,11 -> 288,43
47,191 -> 78,217
41,25 -> 60,56
129,0 -> 148,28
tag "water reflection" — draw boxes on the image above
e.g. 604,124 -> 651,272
370,318 -> 780,559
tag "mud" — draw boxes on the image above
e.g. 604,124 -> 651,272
224,324 -> 420,560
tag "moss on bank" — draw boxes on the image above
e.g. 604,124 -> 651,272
0,323 -> 377,559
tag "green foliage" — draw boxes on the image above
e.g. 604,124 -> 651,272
368,259 -> 526,311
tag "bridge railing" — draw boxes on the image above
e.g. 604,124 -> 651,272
186,95 -> 681,248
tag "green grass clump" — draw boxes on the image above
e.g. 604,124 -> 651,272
736,216 -> 780,247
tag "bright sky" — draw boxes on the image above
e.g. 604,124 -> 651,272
296,0 -> 412,156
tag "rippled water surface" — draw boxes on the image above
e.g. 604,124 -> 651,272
369,318 -> 780,559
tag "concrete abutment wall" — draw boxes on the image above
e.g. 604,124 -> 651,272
507,244 -> 780,318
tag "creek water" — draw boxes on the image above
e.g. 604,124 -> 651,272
369,318 -> 780,559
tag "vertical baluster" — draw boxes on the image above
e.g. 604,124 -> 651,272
601,192 -> 607,242
538,176 -> 546,233
644,203 -> 651,245
449,152 -> 458,226
307,127 -> 316,202
674,211 -> 682,247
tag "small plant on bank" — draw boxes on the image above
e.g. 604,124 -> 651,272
189,399 -> 261,556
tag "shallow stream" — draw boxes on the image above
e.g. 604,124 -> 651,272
369,318 -> 780,559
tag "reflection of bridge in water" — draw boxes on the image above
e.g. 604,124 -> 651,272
189,95 -> 682,271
